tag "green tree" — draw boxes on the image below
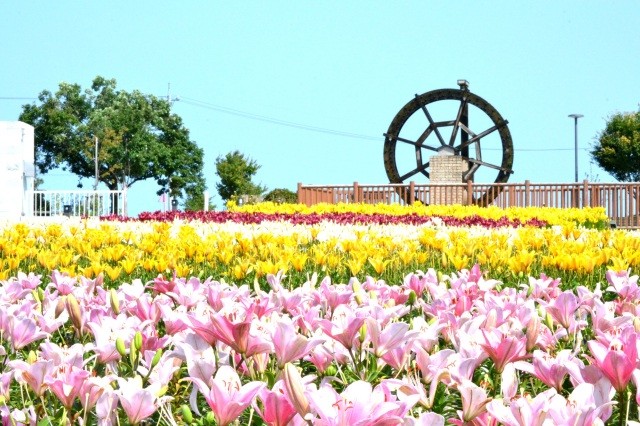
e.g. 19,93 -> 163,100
264,188 -> 298,204
215,151 -> 266,202
591,110 -> 640,181
19,76 -> 207,210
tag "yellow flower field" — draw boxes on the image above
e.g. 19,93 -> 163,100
0,203 -> 634,291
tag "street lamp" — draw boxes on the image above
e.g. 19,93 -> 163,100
568,114 -> 583,182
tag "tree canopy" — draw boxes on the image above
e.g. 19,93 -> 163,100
215,151 -> 266,202
591,110 -> 640,182
19,76 -> 207,205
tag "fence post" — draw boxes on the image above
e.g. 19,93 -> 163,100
409,181 -> 415,204
297,182 -> 303,204
524,180 -> 530,207
353,182 -> 360,203
466,180 -> 473,205
582,179 -> 589,209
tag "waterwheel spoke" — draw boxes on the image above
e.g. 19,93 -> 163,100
463,157 -> 512,173
454,121 -> 508,153
384,134 -> 439,152
448,97 -> 468,147
416,94 -> 447,146
399,162 -> 429,181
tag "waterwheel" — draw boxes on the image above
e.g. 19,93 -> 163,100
383,80 -> 514,205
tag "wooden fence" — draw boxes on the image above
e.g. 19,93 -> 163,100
297,180 -> 640,228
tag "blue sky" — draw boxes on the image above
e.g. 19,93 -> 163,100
1,2 -> 639,215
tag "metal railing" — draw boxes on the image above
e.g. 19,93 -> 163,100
297,180 -> 640,228
28,190 -> 127,217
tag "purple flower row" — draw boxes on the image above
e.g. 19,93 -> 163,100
102,210 -> 547,228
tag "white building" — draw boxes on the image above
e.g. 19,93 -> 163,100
0,121 -> 35,219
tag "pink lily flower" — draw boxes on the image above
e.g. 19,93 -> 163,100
49,270 -> 77,296
116,375 -> 162,424
410,316 -> 445,353
8,359 -> 55,397
175,332 -> 216,384
365,318 -> 419,358
147,273 -> 177,294
587,327 -> 638,392
158,303 -> 190,335
209,307 -> 272,356
186,313 -> 219,346
272,319 -> 324,368
524,273 -> 561,300
514,349 -> 573,391
166,276 -> 205,308
130,293 -> 162,323
16,271 -> 42,290
405,411 -> 446,426
313,276 -> 352,311
79,375 -> 115,410
39,341 -> 86,369
381,343 -> 414,371
189,365 -> 264,426
318,304 -> 367,350
45,365 -> 91,409
402,271 -> 430,298
542,290 -> 582,331
606,269 -> 640,302
86,314 -> 138,363
547,379 -> 615,425
487,389 -> 556,426
7,316 -> 48,351
414,347 -> 457,384
2,277 -> 33,302
479,328 -> 529,373
305,342 -> 348,373
454,380 -> 491,424
305,379 -> 415,425
116,376 -> 160,424
254,380 -> 297,426
0,371 -> 11,400
96,389 -> 118,426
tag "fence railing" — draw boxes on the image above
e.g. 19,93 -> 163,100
28,190 -> 127,217
297,180 -> 640,228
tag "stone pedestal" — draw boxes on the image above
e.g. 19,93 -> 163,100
430,155 -> 468,205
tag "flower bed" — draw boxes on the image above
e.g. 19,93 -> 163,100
0,204 -> 636,424
1,266 -> 639,424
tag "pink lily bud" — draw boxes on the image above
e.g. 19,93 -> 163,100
55,296 -> 66,319
66,294 -> 83,334
526,314 -> 541,352
282,363 -> 309,418
109,288 -> 120,315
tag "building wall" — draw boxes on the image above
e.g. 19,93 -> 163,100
0,121 -> 35,219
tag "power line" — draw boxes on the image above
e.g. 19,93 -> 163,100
3,94 -> 592,153
179,96 -> 381,142
178,96 -> 592,152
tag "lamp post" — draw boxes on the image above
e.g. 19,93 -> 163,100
568,114 -> 583,182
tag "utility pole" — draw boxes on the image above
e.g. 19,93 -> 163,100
94,136 -> 99,190
568,114 -> 583,182
166,83 -> 180,104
